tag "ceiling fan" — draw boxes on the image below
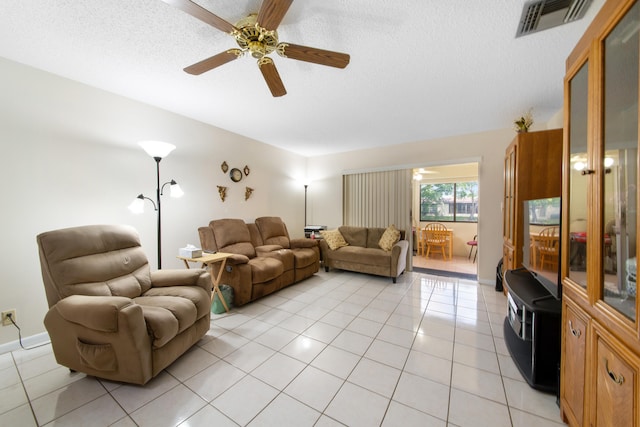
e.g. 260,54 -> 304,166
161,0 -> 351,97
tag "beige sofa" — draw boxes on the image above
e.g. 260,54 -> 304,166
37,224 -> 211,385
319,226 -> 409,283
198,217 -> 319,306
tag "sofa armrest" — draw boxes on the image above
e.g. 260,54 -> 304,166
390,239 -> 410,276
54,295 -> 138,332
225,254 -> 250,265
290,238 -> 318,249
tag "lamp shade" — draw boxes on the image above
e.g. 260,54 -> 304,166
128,195 -> 145,214
170,181 -> 184,198
138,140 -> 176,159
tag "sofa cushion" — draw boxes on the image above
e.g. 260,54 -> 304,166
339,226 -> 368,247
329,246 -> 391,266
248,257 -> 284,284
135,295 -> 199,348
321,229 -> 349,250
379,225 -> 401,251
255,217 -> 292,249
211,219 -> 256,258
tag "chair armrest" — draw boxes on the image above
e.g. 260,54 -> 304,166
290,238 -> 318,249
150,269 -> 211,293
54,295 -> 137,332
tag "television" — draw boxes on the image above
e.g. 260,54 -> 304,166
522,197 -> 562,300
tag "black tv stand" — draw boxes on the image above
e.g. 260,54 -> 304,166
503,269 -> 561,394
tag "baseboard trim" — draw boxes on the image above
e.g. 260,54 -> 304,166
0,332 -> 50,355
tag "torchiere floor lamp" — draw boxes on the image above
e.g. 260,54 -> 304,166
128,140 -> 183,269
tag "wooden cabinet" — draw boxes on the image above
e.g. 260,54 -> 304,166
592,324 -> 639,427
560,299 -> 588,426
560,0 -> 640,425
502,129 -> 563,273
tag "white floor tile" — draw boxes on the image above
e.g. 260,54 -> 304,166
448,388 -> 511,427
130,384 -> 207,427
247,393 -> 321,427
364,339 -> 410,369
325,382 -> 389,427
251,352 -> 306,390
347,357 -> 401,398
392,372 -> 450,420
284,366 -> 343,412
451,363 -> 507,404
31,377 -> 107,425
382,401 -> 446,427
311,345 -> 361,379
212,375 -> 278,425
42,393 -> 126,427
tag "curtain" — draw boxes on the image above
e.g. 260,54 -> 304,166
343,169 -> 413,270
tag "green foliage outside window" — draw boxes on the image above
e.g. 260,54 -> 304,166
420,181 -> 478,222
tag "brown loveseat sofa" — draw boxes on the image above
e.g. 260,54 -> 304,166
37,224 -> 211,385
319,225 -> 409,283
198,216 -> 319,306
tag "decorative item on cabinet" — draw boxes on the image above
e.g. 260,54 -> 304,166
245,187 -> 254,200
217,185 -> 227,202
514,108 -> 533,133
243,165 -> 250,176
221,161 -> 228,173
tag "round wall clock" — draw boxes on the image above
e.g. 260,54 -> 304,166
230,168 -> 243,182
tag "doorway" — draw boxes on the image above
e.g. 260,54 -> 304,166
412,163 -> 479,278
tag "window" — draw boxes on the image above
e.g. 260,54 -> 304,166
420,181 -> 478,222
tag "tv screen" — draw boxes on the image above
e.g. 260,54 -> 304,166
522,197 -> 562,299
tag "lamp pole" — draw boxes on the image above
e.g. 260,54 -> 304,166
154,157 -> 162,269
304,184 -> 308,227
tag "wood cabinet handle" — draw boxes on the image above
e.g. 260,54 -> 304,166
569,320 -> 581,338
605,359 -> 624,385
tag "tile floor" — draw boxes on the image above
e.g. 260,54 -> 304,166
0,269 -> 565,427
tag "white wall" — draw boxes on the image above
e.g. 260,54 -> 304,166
0,58 -> 306,346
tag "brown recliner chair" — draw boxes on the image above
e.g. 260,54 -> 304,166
254,216 -> 320,282
37,224 -> 211,385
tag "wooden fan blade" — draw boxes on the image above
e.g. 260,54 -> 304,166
184,49 -> 242,75
277,43 -> 350,68
258,57 -> 286,97
160,0 -> 237,33
257,0 -> 293,30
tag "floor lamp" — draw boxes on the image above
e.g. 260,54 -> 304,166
128,141 -> 183,269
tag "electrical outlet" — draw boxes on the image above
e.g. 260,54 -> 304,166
1,310 -> 16,326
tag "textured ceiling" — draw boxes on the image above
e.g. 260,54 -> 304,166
0,0 -> 605,157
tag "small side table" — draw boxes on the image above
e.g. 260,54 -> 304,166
177,252 -> 233,313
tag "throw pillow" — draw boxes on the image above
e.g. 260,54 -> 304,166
321,229 -> 349,250
379,225 -> 401,251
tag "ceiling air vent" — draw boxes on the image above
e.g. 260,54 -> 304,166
516,0 -> 593,37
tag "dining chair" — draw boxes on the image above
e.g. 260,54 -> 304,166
467,235 -> 478,263
416,228 -> 428,256
537,226 -> 560,271
424,224 -> 449,260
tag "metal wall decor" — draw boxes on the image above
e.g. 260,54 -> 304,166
245,187 -> 254,200
244,165 -> 250,176
217,185 -> 227,202
221,161 -> 228,173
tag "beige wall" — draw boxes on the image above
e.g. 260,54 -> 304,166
0,58 -> 307,347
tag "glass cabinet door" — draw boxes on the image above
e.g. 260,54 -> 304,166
601,1 -> 639,321
567,62 -> 589,289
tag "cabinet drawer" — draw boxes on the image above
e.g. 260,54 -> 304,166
594,329 -> 638,427
561,300 -> 588,426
